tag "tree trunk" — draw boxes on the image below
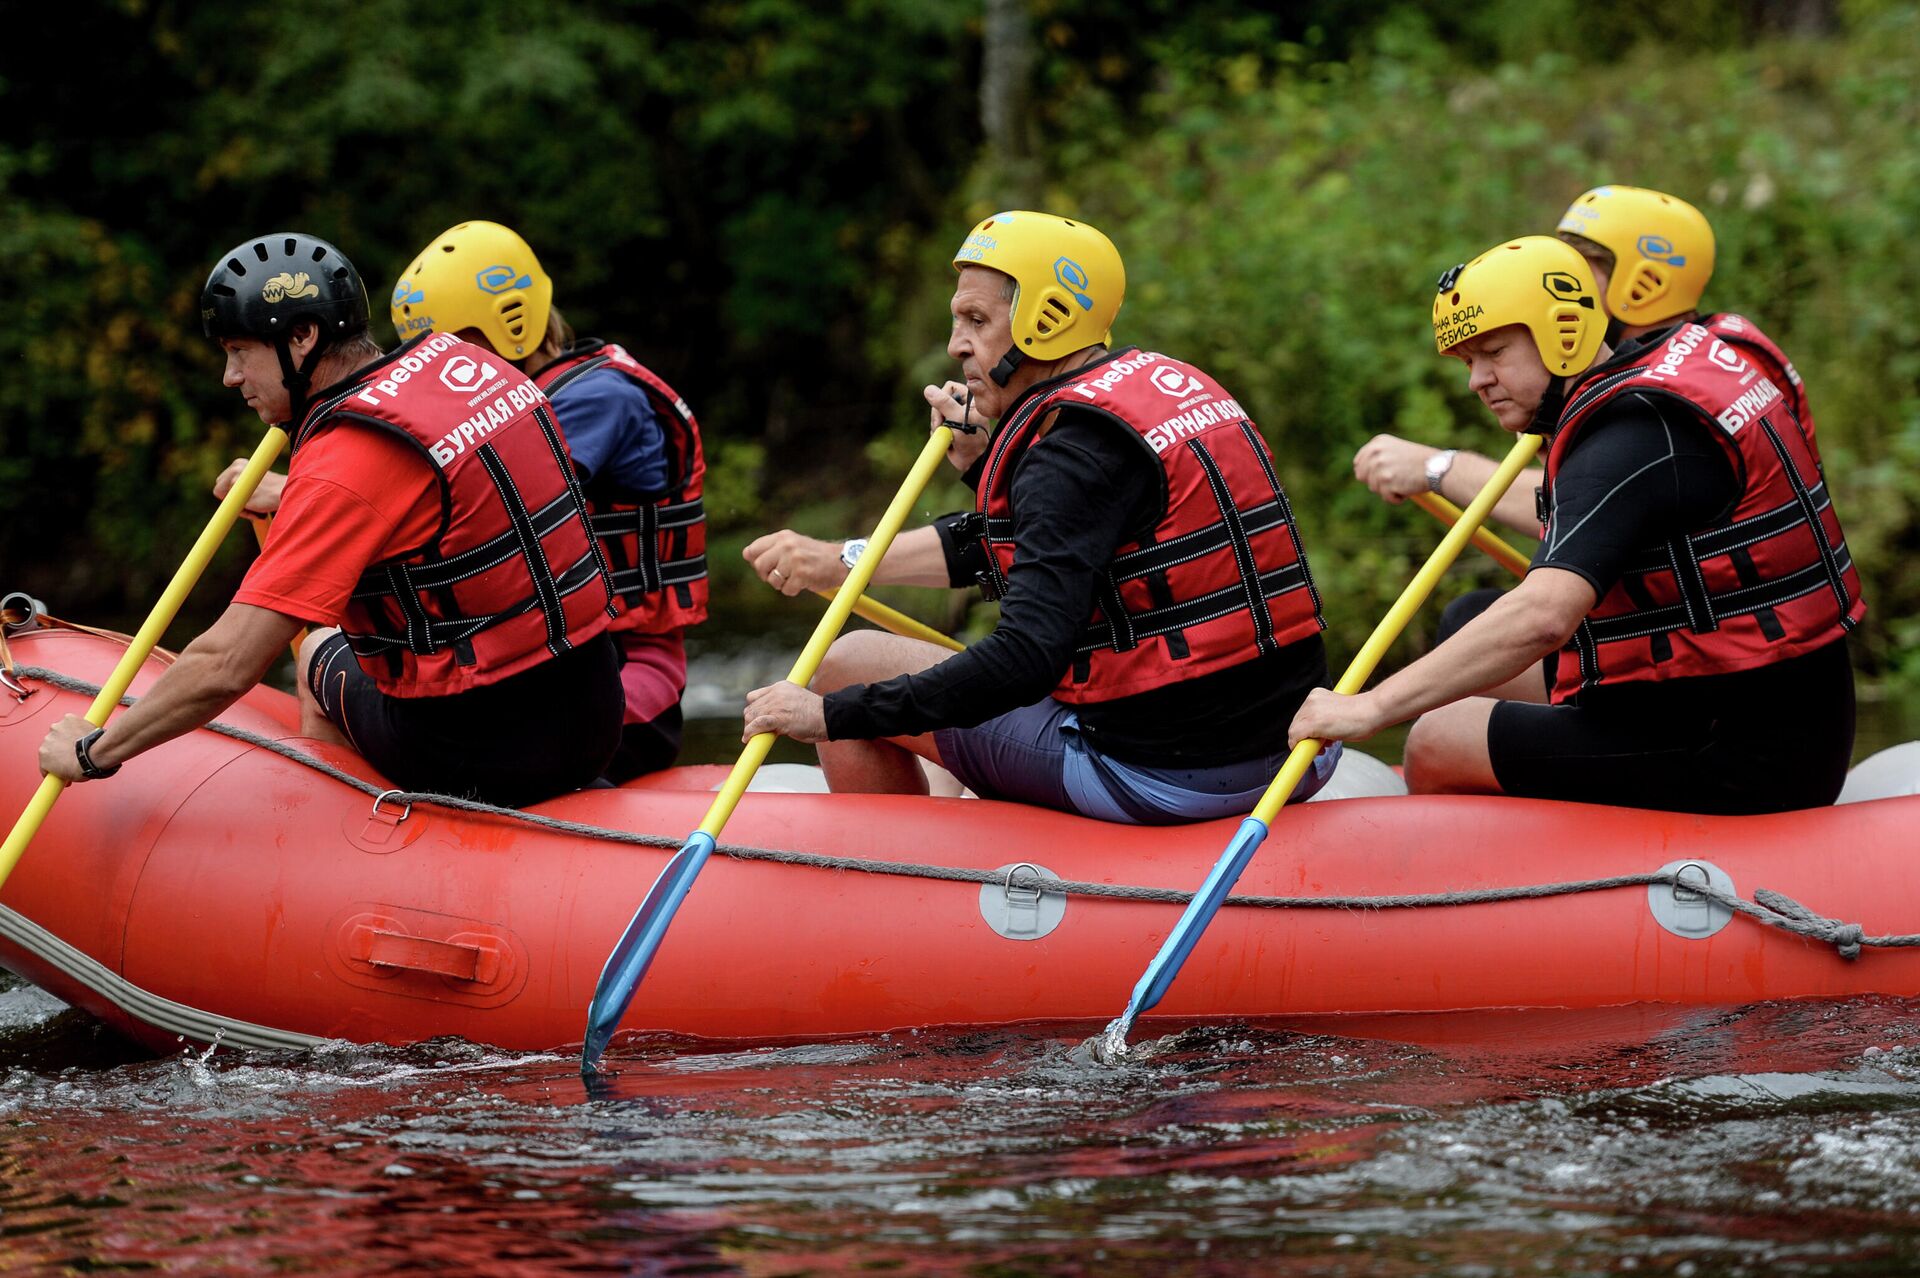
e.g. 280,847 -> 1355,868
979,0 -> 1042,207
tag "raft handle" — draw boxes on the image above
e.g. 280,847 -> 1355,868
349,925 -> 495,984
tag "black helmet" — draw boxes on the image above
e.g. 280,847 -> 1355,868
200,233 -> 369,342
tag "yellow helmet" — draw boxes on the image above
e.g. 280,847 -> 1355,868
390,220 -> 554,359
1556,185 -> 1715,326
952,211 -> 1123,383
1433,235 -> 1606,377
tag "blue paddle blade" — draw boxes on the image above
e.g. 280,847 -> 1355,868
1108,815 -> 1270,1051
581,831 -> 717,1074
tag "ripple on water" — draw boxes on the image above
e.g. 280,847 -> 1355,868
3,1001 -> 1920,1273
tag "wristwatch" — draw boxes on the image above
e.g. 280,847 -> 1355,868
74,728 -> 120,781
1424,449 -> 1459,494
839,538 -> 869,570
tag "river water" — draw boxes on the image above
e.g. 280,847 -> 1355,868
4,649 -> 1920,1274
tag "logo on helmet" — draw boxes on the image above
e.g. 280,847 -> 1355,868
261,273 -> 320,304
1053,257 -> 1093,312
439,353 -> 499,395
392,281 -> 426,307
1541,271 -> 1591,303
475,265 -> 533,295
1636,235 -> 1686,266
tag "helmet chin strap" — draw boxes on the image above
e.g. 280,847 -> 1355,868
988,348 -> 1024,388
272,331 -> 330,426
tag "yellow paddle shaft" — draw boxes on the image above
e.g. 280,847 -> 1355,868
697,427 -> 957,839
813,589 -> 964,653
1249,432 -> 1544,826
0,427 -> 291,891
247,515 -> 310,662
1409,491 -> 1532,579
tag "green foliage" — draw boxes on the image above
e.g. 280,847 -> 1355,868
1019,3 -> 1920,674
2,0 -> 977,628
4,0 -> 1916,690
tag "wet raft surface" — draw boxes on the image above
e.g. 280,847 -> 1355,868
5,972 -> 1920,1275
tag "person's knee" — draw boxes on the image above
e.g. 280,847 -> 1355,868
1403,714 -> 1448,793
296,626 -> 342,693
1404,701 -> 1496,795
814,630 -> 894,693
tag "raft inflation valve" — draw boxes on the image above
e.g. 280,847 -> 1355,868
1648,858 -> 1735,939
0,594 -> 44,632
980,862 -> 1066,940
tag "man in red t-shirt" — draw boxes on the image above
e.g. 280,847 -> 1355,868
38,233 -> 620,805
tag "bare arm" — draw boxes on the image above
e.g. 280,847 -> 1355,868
1353,435 -> 1543,536
37,603 -> 305,780
745,524 -> 953,594
1287,567 -> 1595,746
747,379 -> 993,598
212,457 -> 287,513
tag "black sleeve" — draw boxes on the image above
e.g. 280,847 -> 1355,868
932,511 -> 990,588
823,409 -> 1158,740
1536,392 -> 1740,597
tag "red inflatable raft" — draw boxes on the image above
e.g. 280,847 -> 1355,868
2,622 -> 1917,1055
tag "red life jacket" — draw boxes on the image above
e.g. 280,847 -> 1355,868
975,348 -> 1324,703
533,341 -> 707,634
1543,321 -> 1864,702
294,332 -> 617,697
1702,312 -> 1820,454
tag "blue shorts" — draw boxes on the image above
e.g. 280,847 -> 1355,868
933,698 -> 1340,825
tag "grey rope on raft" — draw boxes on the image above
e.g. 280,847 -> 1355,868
16,664 -> 1920,963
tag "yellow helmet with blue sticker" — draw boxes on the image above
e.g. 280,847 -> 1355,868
952,211 -> 1123,384
1556,186 -> 1715,326
1433,235 -> 1606,377
391,220 -> 554,359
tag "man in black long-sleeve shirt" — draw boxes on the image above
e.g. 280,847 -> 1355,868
1291,235 -> 1860,814
742,211 -> 1335,823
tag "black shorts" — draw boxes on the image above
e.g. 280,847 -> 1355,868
603,703 -> 684,785
1487,640 -> 1856,815
308,630 -> 623,807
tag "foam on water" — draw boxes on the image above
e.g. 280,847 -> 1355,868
4,998 -> 1920,1273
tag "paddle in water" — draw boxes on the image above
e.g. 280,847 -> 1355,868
582,424 -> 960,1073
1092,431 -> 1546,1063
0,428 -> 290,892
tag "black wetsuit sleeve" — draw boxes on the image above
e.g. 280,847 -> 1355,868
932,511 -> 991,588
1537,392 -> 1740,598
822,410 -> 1157,740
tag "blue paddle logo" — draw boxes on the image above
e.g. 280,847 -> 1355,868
1054,257 -> 1093,311
392,281 -> 425,307
1637,234 -> 1687,267
476,264 -> 532,295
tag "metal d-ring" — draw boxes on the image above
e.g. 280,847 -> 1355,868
1005,862 -> 1043,905
980,861 -> 1066,941
371,790 -> 413,824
